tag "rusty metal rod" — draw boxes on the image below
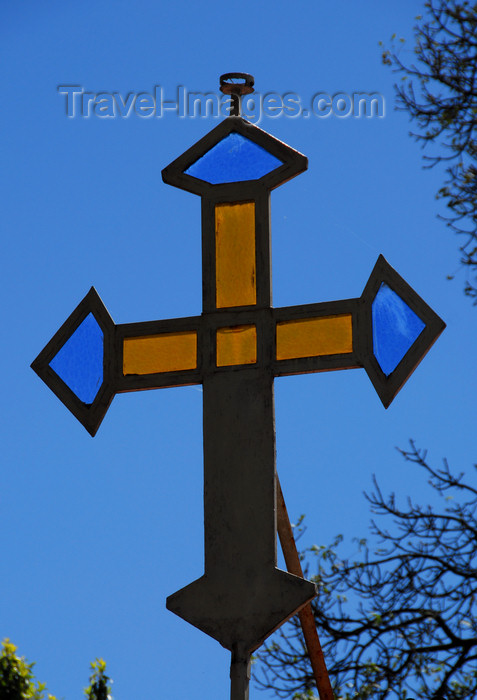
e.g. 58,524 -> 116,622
276,476 -> 334,700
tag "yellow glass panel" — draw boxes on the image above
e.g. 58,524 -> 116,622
215,202 -> 256,308
123,331 -> 197,375
216,325 -> 257,367
276,315 -> 353,360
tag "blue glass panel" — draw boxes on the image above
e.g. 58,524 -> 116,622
372,283 -> 425,376
184,132 -> 283,184
50,313 -> 104,404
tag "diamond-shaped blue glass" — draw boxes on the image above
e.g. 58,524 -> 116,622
49,312 -> 104,404
372,283 -> 425,376
184,132 -> 283,184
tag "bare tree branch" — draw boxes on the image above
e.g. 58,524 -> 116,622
255,442 -> 477,699
383,1 -> 477,300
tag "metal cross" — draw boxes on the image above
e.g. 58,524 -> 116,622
32,74 -> 445,700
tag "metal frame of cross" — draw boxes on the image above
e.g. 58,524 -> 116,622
32,74 -> 445,700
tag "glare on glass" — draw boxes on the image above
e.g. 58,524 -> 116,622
216,325 -> 257,367
372,282 -> 425,376
184,132 -> 283,184
123,331 -> 197,375
49,312 -> 104,404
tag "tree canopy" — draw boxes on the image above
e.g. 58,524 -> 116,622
383,0 -> 477,300
0,641 -> 112,700
256,443 -> 477,699
0,640 -> 54,700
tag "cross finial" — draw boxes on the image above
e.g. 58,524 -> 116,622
219,72 -> 254,116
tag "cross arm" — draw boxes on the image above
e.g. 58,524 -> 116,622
117,315 -> 203,392
31,287 -> 204,436
272,298 -> 361,377
271,255 -> 445,407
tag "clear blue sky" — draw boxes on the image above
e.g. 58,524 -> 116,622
2,2 -> 475,699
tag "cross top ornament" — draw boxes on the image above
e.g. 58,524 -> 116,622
32,73 -> 445,700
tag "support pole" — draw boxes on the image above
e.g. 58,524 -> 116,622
230,646 -> 251,700
276,476 -> 334,700
219,72 -> 254,117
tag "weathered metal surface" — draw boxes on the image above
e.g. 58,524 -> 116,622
167,369 -> 316,652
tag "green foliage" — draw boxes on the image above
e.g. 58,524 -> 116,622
84,659 -> 112,700
384,1 -> 477,300
0,641 -> 113,700
0,639 -> 56,700
292,691 -> 318,700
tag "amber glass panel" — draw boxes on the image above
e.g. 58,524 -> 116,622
123,332 -> 197,375
215,202 -> 256,308
276,315 -> 352,360
216,325 -> 257,367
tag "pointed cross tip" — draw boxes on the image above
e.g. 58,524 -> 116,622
31,287 -> 115,436
361,255 -> 446,408
162,116 -> 307,194
167,568 -> 316,653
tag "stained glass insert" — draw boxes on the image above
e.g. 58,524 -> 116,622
216,325 -> 257,367
184,132 -> 283,184
49,312 -> 104,404
123,331 -> 197,375
372,283 -> 425,376
215,202 -> 256,308
276,315 -> 352,360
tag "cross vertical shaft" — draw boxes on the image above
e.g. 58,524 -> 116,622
203,370 -> 276,579
166,161 -> 317,668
